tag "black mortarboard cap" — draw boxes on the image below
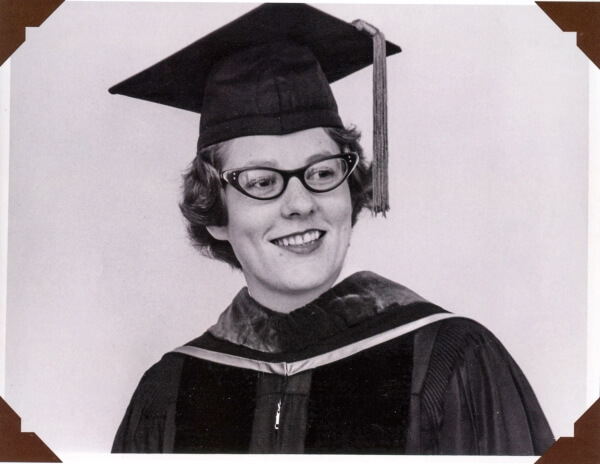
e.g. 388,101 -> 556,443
109,3 -> 401,214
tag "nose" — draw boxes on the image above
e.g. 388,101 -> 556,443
280,177 -> 317,218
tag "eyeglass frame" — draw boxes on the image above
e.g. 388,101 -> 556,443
220,152 -> 360,201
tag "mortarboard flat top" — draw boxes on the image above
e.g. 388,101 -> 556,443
108,3 -> 401,115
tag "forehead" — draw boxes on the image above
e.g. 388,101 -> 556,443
221,127 -> 339,169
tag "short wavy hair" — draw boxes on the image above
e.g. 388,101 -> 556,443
179,126 -> 372,269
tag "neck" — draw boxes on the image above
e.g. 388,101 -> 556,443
245,276 -> 340,314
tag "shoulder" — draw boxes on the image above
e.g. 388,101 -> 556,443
349,272 -> 498,353
411,315 -> 510,390
414,316 -> 518,411
127,352 -> 186,416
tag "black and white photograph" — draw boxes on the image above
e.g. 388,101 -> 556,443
1,1 -> 597,460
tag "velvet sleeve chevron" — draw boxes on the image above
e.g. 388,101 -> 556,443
409,318 -> 554,455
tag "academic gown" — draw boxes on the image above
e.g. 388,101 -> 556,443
112,271 -> 554,455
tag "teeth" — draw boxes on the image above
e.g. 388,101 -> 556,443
274,231 -> 322,247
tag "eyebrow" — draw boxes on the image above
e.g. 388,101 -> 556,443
235,151 -> 337,170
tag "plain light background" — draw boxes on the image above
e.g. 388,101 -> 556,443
3,1 -> 590,455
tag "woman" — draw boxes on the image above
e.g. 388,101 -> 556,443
110,3 -> 554,454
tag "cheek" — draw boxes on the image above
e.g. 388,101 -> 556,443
336,186 -> 354,223
327,187 -> 354,241
223,191 -> 270,246
224,188 -> 253,221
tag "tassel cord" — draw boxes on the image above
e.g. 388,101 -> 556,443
353,19 -> 390,216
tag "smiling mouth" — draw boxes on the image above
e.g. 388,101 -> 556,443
271,230 -> 325,247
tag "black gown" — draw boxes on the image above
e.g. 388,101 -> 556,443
112,271 -> 554,454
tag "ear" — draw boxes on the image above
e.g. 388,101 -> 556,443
206,224 -> 229,241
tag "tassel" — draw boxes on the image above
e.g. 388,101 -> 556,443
352,19 -> 389,217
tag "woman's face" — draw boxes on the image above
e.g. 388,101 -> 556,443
208,127 -> 353,311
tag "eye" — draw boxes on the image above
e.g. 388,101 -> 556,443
248,176 -> 275,188
307,167 -> 335,179
305,159 -> 346,186
238,169 -> 283,196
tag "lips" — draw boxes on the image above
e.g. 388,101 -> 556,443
271,229 -> 325,247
